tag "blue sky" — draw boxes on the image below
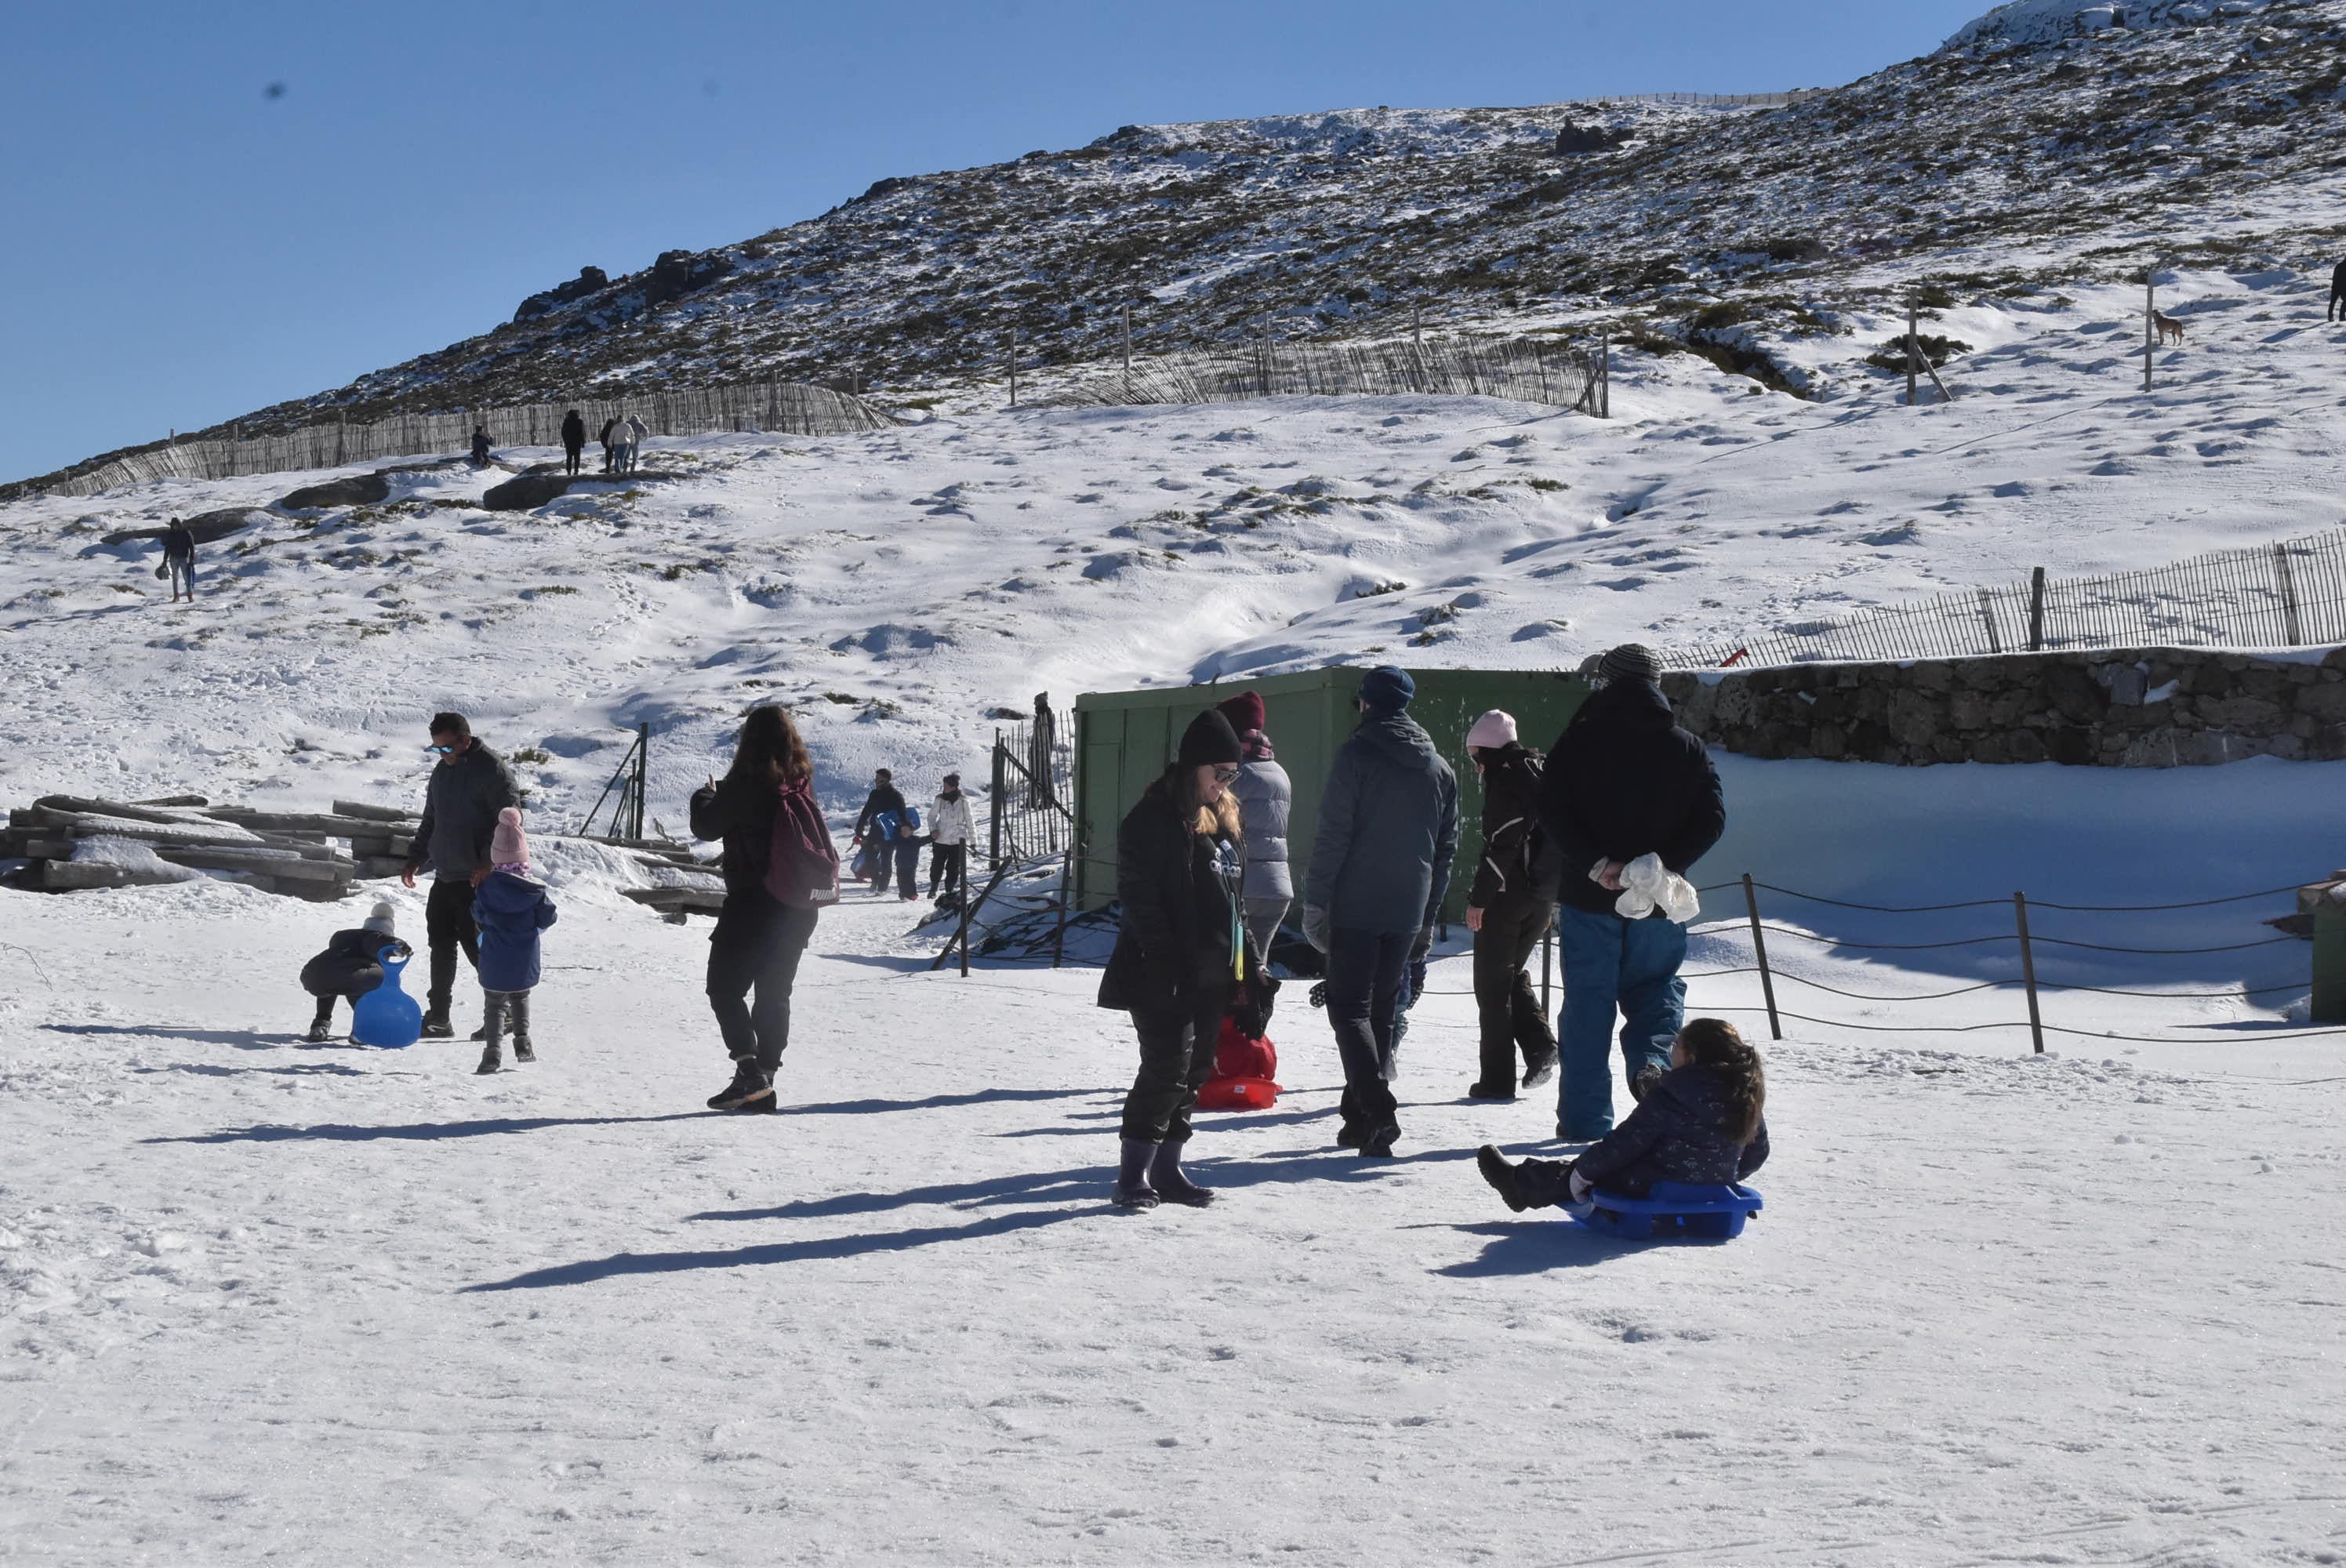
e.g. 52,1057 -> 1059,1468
0,0 -> 1992,485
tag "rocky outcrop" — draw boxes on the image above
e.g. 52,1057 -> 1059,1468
514,266 -> 611,322
642,249 -> 735,307
99,507 -> 270,547
278,472 -> 390,510
1552,122 -> 1630,156
1663,646 -> 2346,767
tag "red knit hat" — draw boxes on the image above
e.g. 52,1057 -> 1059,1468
1215,689 -> 1266,737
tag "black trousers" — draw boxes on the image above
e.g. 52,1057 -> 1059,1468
930,842 -> 967,897
1473,899 -> 1556,1087
1326,927 -> 1411,1133
2333,288 -> 2345,323
706,902 -> 819,1075
564,444 -> 583,475
1121,988 -> 1226,1145
426,878 -> 481,1013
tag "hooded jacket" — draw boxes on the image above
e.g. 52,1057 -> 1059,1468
1571,1062 -> 1770,1196
1538,681 -> 1725,916
1305,713 -> 1460,936
300,927 -> 405,999
405,742 -> 521,882
1099,779 -> 1242,1014
473,870 -> 557,992
1228,749 -> 1293,902
1466,742 -> 1560,911
930,789 -> 976,847
561,411 -> 586,450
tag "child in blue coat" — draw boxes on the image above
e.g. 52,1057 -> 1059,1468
1476,1018 -> 1768,1212
471,808 -> 557,1075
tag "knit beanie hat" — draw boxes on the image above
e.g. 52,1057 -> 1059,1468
490,807 -> 528,869
1358,665 -> 1414,716
1465,709 -> 1518,749
1597,644 -> 1661,686
1215,689 -> 1267,738
362,901 -> 396,935
1176,709 -> 1244,768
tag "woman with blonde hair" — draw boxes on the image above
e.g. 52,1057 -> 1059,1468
1096,709 -> 1249,1210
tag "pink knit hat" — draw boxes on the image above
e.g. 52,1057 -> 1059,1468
490,807 -> 528,869
1465,710 -> 1518,749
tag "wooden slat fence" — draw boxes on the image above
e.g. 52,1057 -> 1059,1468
1048,336 -> 1606,415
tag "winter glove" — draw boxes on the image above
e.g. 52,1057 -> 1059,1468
1612,853 -> 1699,923
1567,1164 -> 1595,1204
1302,904 -> 1331,953
1409,922 -> 1435,967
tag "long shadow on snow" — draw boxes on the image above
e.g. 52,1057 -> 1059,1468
45,1023 -> 285,1051
779,1087 -> 1109,1117
1421,1220 -> 1665,1276
136,1062 -> 369,1079
145,1112 -> 712,1145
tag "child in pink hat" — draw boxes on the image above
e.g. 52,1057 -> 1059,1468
470,808 -> 557,1074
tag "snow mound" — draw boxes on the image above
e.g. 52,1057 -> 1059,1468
1945,0 -> 2272,49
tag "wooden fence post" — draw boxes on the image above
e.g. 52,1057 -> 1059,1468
2027,566 -> 2047,651
1009,326 -> 1019,408
2273,542 -> 2304,645
2144,267 -> 2157,394
1742,874 -> 1781,1040
1122,302 -> 1133,400
1907,293 -> 1919,407
2014,891 -> 2045,1054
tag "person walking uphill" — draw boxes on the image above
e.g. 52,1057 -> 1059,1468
1302,667 -> 1459,1159
691,706 -> 837,1112
1536,644 -> 1725,1142
162,517 -> 197,602
1216,690 -> 1293,960
854,768 -> 917,898
1462,710 -> 1560,1101
928,773 -> 975,903
1099,709 -> 1252,1210
401,713 -> 521,1039
471,808 -> 557,1075
2331,259 -> 2346,324
560,408 -> 586,477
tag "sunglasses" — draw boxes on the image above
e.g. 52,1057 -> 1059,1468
1212,764 -> 1240,782
425,743 -> 456,756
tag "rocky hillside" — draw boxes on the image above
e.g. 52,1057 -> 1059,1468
30,0 -> 2346,481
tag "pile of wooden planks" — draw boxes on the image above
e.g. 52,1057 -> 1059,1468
612,836 -> 729,922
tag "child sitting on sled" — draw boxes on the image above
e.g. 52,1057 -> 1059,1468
1476,1018 -> 1768,1214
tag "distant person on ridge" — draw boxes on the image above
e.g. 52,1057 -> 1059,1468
597,417 -> 618,474
560,408 -> 587,476
1215,689 -> 1293,960
470,426 -> 492,468
1301,666 -> 1459,1160
401,712 -> 521,1040
853,768 -> 911,896
2331,258 -> 2346,324
625,413 -> 649,474
1535,644 -> 1725,1143
928,772 -> 975,904
161,517 -> 198,602
1461,709 -> 1560,1102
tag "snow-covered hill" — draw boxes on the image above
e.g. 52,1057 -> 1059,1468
24,0 -> 2346,497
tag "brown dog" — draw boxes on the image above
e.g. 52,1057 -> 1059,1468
2155,311 -> 2186,345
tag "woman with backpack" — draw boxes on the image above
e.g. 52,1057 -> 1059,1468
1462,710 -> 1560,1101
1097,709 -> 1248,1211
690,706 -> 838,1112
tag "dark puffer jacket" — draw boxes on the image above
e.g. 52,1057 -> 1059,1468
406,742 -> 521,883
1305,713 -> 1460,936
1573,1064 -> 1770,1196
300,927 -> 405,1000
1466,742 -> 1560,913
1538,681 -> 1725,915
473,871 -> 558,992
1099,780 -> 1240,1014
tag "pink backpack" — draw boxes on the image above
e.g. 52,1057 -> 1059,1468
762,779 -> 841,908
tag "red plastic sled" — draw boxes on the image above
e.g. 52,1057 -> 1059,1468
1197,1018 -> 1281,1111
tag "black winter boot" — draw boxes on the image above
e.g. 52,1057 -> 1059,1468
1148,1142 -> 1215,1207
1113,1138 -> 1161,1210
304,1020 -> 332,1044
474,1041 -> 501,1075
1630,1062 -> 1666,1103
1466,1080 -> 1516,1101
421,1010 -> 453,1040
1478,1145 -> 1531,1211
1520,1044 -> 1558,1091
1360,1122 -> 1400,1159
513,1037 -> 536,1064
706,1060 -> 773,1111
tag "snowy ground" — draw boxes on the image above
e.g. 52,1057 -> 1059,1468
7,264 -> 2346,1563
3,875 -> 2343,1566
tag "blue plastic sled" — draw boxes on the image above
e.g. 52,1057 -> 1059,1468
1574,1181 -> 1763,1241
350,945 -> 423,1049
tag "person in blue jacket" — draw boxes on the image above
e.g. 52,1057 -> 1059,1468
470,808 -> 557,1075
1300,666 -> 1459,1158
1476,1018 -> 1768,1212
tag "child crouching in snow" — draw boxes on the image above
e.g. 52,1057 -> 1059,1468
1476,1018 -> 1768,1214
298,902 -> 409,1042
470,808 -> 557,1075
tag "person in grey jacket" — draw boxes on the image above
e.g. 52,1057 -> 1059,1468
1302,666 -> 1459,1157
401,711 -> 520,1038
1215,689 -> 1292,959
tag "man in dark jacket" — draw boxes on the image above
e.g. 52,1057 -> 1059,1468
561,408 -> 587,476
2331,259 -> 2346,324
401,711 -> 521,1037
1302,666 -> 1459,1157
853,769 -> 913,895
1462,710 -> 1560,1101
470,426 -> 493,468
597,418 -> 618,474
1536,645 -> 1726,1141
162,517 -> 197,602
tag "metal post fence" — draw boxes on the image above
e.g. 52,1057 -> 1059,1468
1742,873 -> 1782,1040
2014,891 -> 2045,1054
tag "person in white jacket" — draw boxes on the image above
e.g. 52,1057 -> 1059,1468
623,414 -> 649,474
928,772 -> 977,902
1215,690 -> 1292,961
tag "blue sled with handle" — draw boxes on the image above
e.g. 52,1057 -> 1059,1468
1574,1181 -> 1763,1241
350,945 -> 423,1049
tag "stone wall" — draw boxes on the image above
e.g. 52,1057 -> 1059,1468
1660,646 -> 2346,766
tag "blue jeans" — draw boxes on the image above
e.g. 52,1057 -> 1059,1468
1326,927 -> 1411,1130
1555,906 -> 1687,1139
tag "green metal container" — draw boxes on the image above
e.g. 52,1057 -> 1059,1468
1073,666 -> 1590,922
2315,898 -> 2346,1025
